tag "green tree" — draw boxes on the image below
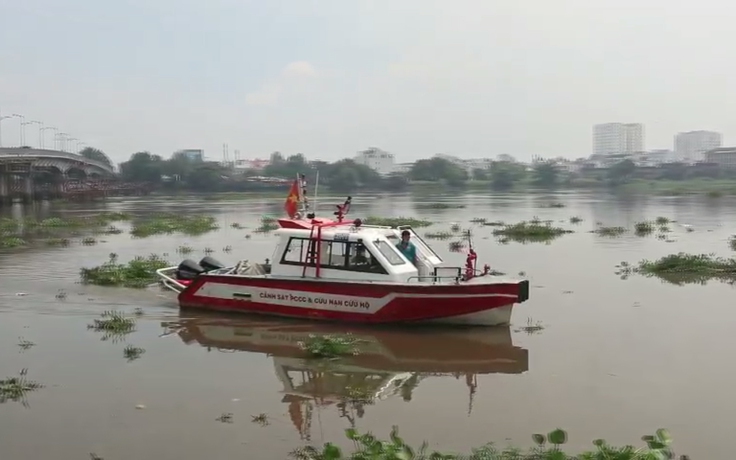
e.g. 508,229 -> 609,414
410,157 -> 468,186
120,151 -> 164,183
607,159 -> 636,185
471,168 -> 489,181
532,162 -> 559,187
489,161 -> 526,190
79,147 -> 113,168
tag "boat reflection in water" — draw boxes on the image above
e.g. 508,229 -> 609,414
164,313 -> 529,440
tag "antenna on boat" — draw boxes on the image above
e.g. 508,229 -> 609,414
313,170 -> 320,217
297,173 -> 311,216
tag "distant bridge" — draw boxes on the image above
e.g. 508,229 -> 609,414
0,147 -> 118,204
0,147 -> 115,177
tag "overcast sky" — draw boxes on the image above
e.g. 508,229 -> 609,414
1,0 -> 734,163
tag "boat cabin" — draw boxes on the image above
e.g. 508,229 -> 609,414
270,225 -> 447,283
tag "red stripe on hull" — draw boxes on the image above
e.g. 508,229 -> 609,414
177,275 -> 526,323
190,274 -> 525,297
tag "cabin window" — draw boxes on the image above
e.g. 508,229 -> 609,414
374,240 -> 406,265
346,242 -> 388,274
282,238 -> 309,264
280,237 -> 388,274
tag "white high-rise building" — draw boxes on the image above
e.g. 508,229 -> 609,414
593,123 -> 645,156
674,131 -> 722,163
354,147 -> 395,176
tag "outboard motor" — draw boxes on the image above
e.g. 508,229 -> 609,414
199,256 -> 225,272
176,259 -> 205,280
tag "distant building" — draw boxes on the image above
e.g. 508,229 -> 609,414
233,158 -> 270,170
393,162 -> 414,175
674,131 -> 722,163
593,123 -> 644,156
174,149 -> 204,161
354,147 -> 395,176
704,147 -> 736,168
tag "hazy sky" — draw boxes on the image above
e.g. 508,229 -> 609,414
1,0 -> 734,163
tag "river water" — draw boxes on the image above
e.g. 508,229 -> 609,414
1,191 -> 735,459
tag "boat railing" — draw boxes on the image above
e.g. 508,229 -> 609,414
406,267 -> 464,284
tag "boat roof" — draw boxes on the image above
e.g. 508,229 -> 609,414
275,224 -> 397,241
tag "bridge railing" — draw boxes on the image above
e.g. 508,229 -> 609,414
0,148 -> 114,174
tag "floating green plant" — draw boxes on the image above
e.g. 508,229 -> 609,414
634,221 -> 655,236
593,226 -> 627,237
730,236 -> 736,251
17,337 -> 35,351
88,310 -> 136,334
492,221 -> 572,244
515,318 -> 545,335
424,231 -> 454,240
123,344 -> 145,362
616,253 -> 736,285
130,214 -> 218,237
299,334 -> 362,359
0,369 -> 44,406
364,216 -> 433,228
542,202 -> 565,208
80,253 -> 170,288
415,202 -> 464,209
254,216 -> 280,233
0,236 -> 27,248
289,426 -> 682,460
481,220 -> 505,227
252,413 -> 270,426
45,237 -> 71,246
569,216 -> 583,224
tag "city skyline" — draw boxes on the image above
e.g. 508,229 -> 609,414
2,1 -> 736,163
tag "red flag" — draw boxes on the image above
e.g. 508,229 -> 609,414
284,179 -> 300,218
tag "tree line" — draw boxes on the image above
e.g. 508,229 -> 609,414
80,147 -> 736,193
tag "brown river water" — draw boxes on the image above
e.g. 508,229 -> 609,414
1,191 -> 735,459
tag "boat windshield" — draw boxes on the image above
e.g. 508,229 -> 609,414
374,240 -> 406,265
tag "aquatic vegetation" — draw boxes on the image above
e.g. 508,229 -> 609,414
448,241 -> 465,252
255,216 -> 280,233
655,216 -> 671,225
730,236 -> 736,251
45,237 -> 71,246
515,318 -> 545,335
290,426 -> 682,460
0,369 -> 44,406
252,413 -> 270,426
231,222 -> 244,229
130,214 -> 218,237
450,223 -> 461,232
481,220 -> 505,227
300,334 -> 362,358
492,221 -> 573,244
176,244 -> 194,254
424,231 -> 454,240
593,225 -> 627,237
415,202 -> 464,209
364,216 -> 433,228
469,217 -> 487,224
216,412 -> 234,423
634,221 -> 655,236
17,337 -> 35,351
542,202 -> 565,208
81,236 -> 97,245
88,310 -> 136,334
569,216 -> 583,224
0,236 -> 27,248
80,253 -> 169,288
123,344 -> 145,362
616,253 -> 736,285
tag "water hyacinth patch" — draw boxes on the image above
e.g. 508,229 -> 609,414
299,334 -> 362,358
289,426 -> 684,460
363,216 -> 433,228
616,252 -> 736,285
130,214 -> 218,238
80,253 -> 170,288
492,221 -> 573,244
